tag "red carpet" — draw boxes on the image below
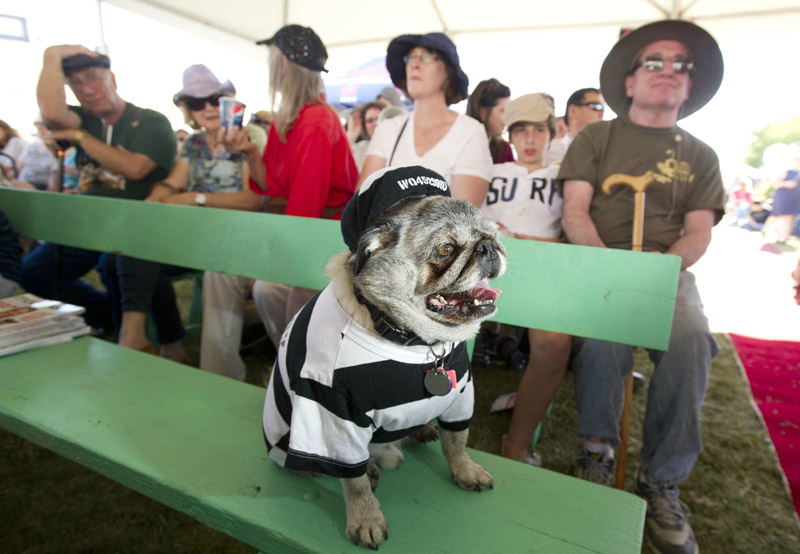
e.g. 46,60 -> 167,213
729,333 -> 800,516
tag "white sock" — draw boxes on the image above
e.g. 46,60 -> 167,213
584,440 -> 614,458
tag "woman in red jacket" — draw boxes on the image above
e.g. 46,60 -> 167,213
213,24 -> 357,380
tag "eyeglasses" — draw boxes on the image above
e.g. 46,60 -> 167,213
186,95 -> 221,111
66,69 -> 109,89
403,52 -> 440,65
631,56 -> 695,75
574,102 -> 605,112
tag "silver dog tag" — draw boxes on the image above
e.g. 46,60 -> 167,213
424,367 -> 452,396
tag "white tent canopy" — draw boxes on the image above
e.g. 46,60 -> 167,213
107,0 -> 800,49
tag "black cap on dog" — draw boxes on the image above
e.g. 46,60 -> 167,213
62,53 -> 111,76
341,166 -> 450,253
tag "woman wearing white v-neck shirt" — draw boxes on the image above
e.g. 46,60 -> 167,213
358,33 -> 491,207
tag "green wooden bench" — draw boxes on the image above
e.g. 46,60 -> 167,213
0,188 -> 681,553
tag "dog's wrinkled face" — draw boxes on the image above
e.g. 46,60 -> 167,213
350,196 -> 507,344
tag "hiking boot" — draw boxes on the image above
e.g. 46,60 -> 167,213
574,447 -> 615,486
635,474 -> 699,554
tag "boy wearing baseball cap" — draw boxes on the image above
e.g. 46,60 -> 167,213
480,93 -> 571,469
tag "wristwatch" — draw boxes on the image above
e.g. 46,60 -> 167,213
194,192 -> 207,206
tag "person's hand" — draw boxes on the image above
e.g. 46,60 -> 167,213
47,129 -> 85,146
43,45 -> 98,63
347,111 -> 363,142
162,192 -> 201,206
219,126 -> 257,157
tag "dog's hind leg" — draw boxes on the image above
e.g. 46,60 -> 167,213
406,421 -> 439,443
341,474 -> 388,549
369,443 -> 404,470
440,428 -> 494,491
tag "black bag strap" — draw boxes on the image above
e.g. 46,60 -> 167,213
387,117 -> 409,167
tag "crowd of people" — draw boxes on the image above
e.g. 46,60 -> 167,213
1,18 -> 781,554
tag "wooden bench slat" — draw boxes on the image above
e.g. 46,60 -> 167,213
0,189 -> 679,349
0,338 -> 645,553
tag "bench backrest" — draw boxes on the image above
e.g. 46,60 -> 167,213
0,188 -> 680,349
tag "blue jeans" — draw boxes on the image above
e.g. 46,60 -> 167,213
21,243 -> 112,330
101,255 -> 186,345
572,271 -> 719,485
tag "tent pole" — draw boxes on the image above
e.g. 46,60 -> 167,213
96,0 -> 109,54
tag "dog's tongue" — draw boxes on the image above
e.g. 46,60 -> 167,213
437,282 -> 501,304
465,281 -> 501,302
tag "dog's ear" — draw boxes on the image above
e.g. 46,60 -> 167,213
352,222 -> 398,275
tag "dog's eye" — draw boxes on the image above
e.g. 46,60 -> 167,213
437,244 -> 455,257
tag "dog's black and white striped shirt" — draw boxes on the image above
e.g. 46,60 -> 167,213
262,285 -> 473,478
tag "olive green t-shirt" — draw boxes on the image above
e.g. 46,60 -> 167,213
70,103 -> 175,200
556,116 -> 724,252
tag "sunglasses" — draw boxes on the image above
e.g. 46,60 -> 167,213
632,56 -> 695,75
186,95 -> 221,111
403,52 -> 440,65
575,102 -> 605,112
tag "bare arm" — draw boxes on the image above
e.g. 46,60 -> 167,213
146,160 -> 191,202
36,45 -> 92,129
450,174 -> 488,208
665,209 -> 714,270
562,179 -> 606,248
161,162 -> 262,211
48,128 -> 156,180
356,155 -> 387,191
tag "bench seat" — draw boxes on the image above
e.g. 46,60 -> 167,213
0,337 -> 646,553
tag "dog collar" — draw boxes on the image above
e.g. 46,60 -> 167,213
354,285 -> 433,347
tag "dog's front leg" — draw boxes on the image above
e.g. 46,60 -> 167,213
341,474 -> 388,549
440,428 -> 494,491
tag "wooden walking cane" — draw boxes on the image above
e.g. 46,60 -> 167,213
600,170 -> 655,490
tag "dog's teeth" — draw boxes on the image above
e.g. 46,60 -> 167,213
473,298 -> 480,306
437,295 -> 448,305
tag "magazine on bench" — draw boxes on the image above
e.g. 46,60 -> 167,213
0,294 -> 90,356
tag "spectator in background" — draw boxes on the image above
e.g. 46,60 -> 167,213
0,120 -> 25,180
146,63 -> 262,377
23,46 -> 179,352
558,21 -> 724,553
555,116 -> 568,139
358,32 -> 492,207
481,93 -> 570,467
376,85 -> 404,108
219,24 -> 357,371
544,87 -> 604,166
347,101 -> 385,170
466,78 -> 513,163
740,200 -> 770,231
768,156 -> 800,244
727,180 -> 752,225
17,119 -> 58,189
0,210 -> 22,299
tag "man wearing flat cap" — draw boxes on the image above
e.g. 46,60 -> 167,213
557,20 -> 725,554
22,45 -> 182,354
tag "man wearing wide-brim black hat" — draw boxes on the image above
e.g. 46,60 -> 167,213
557,19 -> 725,554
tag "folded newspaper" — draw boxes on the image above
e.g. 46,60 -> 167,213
0,293 -> 90,356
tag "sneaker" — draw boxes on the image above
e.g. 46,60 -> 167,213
574,447 -> 615,486
635,475 -> 699,554
501,435 -> 542,467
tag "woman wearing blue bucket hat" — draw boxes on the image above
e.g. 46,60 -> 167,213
357,32 -> 492,207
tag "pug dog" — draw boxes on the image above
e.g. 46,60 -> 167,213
262,166 -> 507,549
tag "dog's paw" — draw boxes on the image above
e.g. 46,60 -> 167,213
370,443 -> 404,470
452,461 -> 494,492
347,509 -> 388,550
407,422 -> 439,443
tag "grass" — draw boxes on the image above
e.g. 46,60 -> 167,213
1,277 -> 799,553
